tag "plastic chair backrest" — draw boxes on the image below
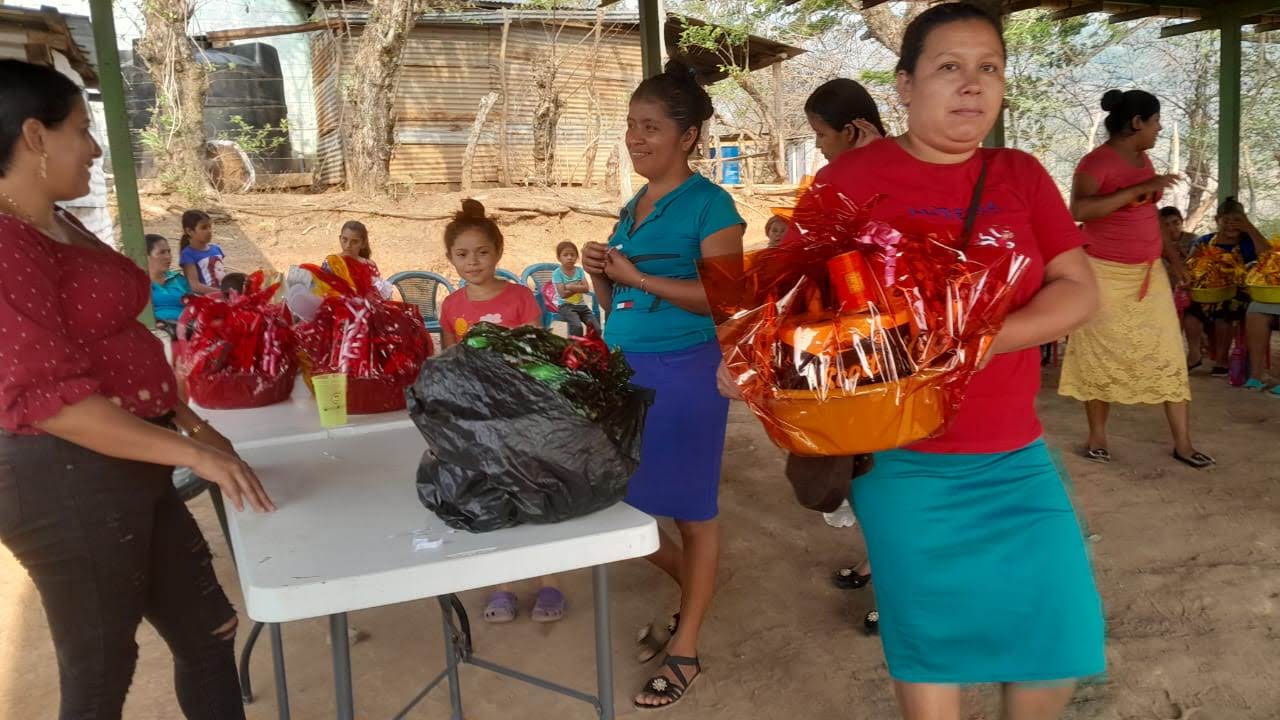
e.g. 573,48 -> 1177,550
387,271 -> 455,327
522,263 -> 560,328
496,268 -> 521,283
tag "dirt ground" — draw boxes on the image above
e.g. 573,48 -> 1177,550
1,191 -> 1278,719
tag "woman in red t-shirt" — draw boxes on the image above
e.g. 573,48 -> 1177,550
1060,90 -> 1212,469
755,5 -> 1105,717
0,60 -> 273,718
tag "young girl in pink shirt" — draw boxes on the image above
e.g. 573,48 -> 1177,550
438,199 -> 564,624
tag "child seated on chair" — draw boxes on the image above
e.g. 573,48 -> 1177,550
552,241 -> 599,337
438,199 -> 567,624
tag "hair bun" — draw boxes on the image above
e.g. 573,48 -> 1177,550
1100,89 -> 1123,112
459,198 -> 486,219
663,58 -> 697,81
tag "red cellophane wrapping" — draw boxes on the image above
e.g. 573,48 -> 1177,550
175,271 -> 298,409
294,255 -> 433,414
699,183 -> 1030,456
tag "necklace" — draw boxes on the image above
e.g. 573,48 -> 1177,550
0,189 -> 34,223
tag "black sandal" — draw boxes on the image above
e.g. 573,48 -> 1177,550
635,613 -> 679,663
863,609 -> 879,636
1083,447 -> 1112,464
634,654 -> 701,711
1173,450 -> 1215,469
832,564 -> 872,590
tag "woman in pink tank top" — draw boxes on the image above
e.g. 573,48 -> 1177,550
1059,89 -> 1214,470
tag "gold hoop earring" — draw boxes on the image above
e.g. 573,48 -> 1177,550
39,153 -> 48,180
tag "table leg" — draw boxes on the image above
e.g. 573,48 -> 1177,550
239,621 -> 264,704
330,613 -> 354,720
593,565 -> 614,720
270,623 -> 290,720
440,600 -> 464,720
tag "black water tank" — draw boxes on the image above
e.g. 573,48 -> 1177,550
123,42 -> 301,176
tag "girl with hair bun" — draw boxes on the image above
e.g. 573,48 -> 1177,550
438,199 -> 565,624
581,58 -> 745,710
1062,88 -> 1214,469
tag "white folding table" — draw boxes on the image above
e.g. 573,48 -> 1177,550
192,381 -> 415,703
229,425 -> 659,719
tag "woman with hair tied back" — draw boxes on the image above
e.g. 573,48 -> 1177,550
763,5 -> 1104,718
1061,88 -> 1214,470
0,58 -> 273,719
582,58 -> 745,711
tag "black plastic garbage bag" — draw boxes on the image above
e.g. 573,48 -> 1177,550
408,343 -> 652,532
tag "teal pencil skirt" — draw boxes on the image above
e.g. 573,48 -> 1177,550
851,439 -> 1105,683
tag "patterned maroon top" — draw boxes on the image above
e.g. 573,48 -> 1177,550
0,213 -> 177,434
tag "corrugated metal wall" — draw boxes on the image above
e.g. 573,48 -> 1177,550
311,28 -> 345,186
313,20 -> 642,187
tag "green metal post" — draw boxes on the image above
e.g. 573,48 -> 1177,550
638,0 -> 665,79
88,0 -> 153,325
87,0 -> 145,266
1219,16 -> 1242,203
984,108 -> 1007,149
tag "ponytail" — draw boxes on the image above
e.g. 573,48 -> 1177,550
180,209 -> 211,252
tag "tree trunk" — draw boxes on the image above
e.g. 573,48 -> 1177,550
342,0 -> 417,195
857,3 -> 926,55
461,92 -> 498,193
497,11 -> 512,186
581,8 -> 604,188
732,74 -> 783,183
771,62 -> 787,182
531,58 -> 563,186
137,0 -> 209,201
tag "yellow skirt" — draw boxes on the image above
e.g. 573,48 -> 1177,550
1059,258 -> 1191,404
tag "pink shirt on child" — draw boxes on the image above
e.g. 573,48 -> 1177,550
440,281 -> 541,339
1075,144 -> 1162,265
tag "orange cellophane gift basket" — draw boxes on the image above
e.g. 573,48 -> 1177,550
700,183 -> 1030,456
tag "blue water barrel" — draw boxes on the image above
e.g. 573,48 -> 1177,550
720,145 -> 741,184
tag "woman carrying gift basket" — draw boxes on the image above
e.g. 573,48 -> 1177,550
581,59 -> 745,711
0,59 -> 273,719
1060,89 -> 1214,469
752,5 -> 1105,718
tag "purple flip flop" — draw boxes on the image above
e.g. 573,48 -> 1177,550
531,587 -> 566,623
483,591 -> 518,624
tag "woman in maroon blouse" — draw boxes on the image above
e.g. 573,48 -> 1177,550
0,59 -> 273,719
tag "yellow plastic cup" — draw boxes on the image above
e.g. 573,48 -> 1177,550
312,373 -> 348,428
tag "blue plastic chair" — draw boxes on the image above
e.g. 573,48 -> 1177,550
388,271 -> 455,342
521,263 -> 602,331
521,263 -> 561,328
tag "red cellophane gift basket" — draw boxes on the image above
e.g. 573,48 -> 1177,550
175,271 -> 297,409
699,183 -> 1030,456
294,255 -> 433,414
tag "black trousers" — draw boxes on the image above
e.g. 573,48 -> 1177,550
0,432 -> 244,720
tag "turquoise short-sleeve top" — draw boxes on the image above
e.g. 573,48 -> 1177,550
603,173 -> 744,353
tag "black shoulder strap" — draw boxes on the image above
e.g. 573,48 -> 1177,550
961,152 -> 990,246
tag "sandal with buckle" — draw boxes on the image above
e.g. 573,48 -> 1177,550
832,563 -> 872,590
634,654 -> 701,711
635,613 -> 679,663
863,609 -> 879,636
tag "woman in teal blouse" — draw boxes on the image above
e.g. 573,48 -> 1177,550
583,59 -> 744,711
148,233 -> 190,324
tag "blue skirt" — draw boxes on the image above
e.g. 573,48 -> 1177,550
852,440 -> 1105,683
623,341 -> 729,521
